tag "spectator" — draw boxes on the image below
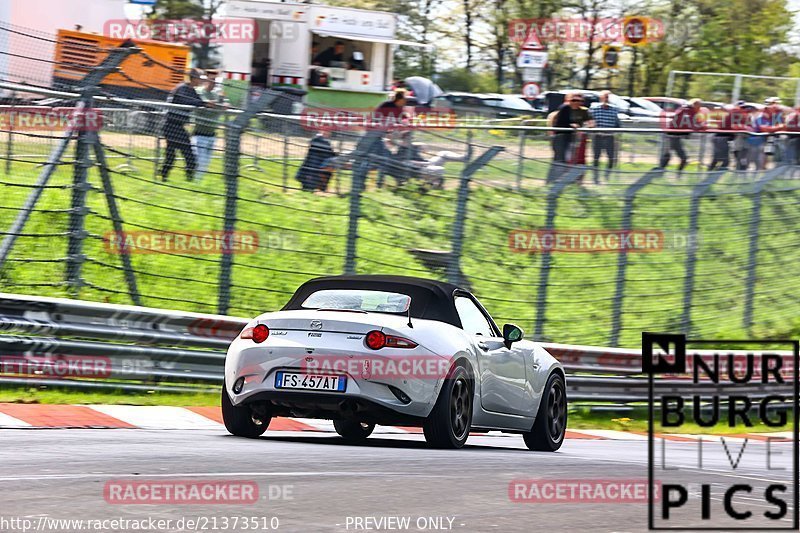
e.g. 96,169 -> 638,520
161,68 -> 207,182
730,101 -> 752,170
708,101 -> 746,171
296,132 -> 337,192
547,92 -> 590,182
374,90 -> 408,121
310,42 -> 321,65
762,97 -> 786,164
659,98 -> 704,173
192,76 -> 226,181
746,108 -> 772,170
313,41 -> 346,67
368,90 -> 409,178
589,90 -> 621,183
784,104 -> 800,165
350,50 -> 367,70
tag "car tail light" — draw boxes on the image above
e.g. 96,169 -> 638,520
365,330 -> 386,350
241,324 -> 269,343
365,330 -> 417,350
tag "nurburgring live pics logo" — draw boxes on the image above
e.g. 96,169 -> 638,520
644,332 -> 799,530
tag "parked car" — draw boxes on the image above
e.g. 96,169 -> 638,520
642,96 -> 687,113
432,92 -> 543,120
621,96 -> 665,116
534,90 -> 660,124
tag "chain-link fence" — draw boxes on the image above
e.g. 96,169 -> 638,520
1,24 -> 799,349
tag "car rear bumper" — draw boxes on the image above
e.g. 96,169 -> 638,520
239,390 -> 429,426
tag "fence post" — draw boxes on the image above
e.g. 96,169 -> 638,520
448,132 -> 474,285
0,46 -> 135,273
515,129 -> 526,191
64,96 -> 94,297
533,166 -> 586,340
609,169 -> 663,347
448,137 -> 503,286
4,90 -> 14,176
743,166 -> 786,333
91,139 -> 141,305
217,90 -> 280,315
282,116 -> 289,192
679,170 -> 724,336
343,130 -> 383,274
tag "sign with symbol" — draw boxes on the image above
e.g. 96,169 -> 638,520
602,45 -> 620,68
623,16 -> 648,46
522,82 -> 541,100
517,51 -> 548,69
521,67 -> 543,82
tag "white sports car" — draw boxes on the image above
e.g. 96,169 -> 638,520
222,275 -> 567,450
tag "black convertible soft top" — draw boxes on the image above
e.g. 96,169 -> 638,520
282,275 -> 466,328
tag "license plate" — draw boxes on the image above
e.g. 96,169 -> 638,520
274,371 -> 346,392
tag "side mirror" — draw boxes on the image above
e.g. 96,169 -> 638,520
502,323 -> 524,349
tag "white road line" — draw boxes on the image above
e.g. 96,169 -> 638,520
569,429 -> 648,440
88,405 -> 223,430
0,411 -> 31,428
290,418 -> 336,432
0,471 -> 442,482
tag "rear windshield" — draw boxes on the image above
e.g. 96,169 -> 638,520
301,289 -> 411,314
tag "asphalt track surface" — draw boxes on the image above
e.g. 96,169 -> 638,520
2,428 -> 795,533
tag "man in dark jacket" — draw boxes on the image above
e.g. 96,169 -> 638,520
296,132 -> 337,192
659,98 -> 703,172
547,93 -> 592,182
160,69 -> 207,182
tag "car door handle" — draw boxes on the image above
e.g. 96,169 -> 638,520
477,342 -> 489,351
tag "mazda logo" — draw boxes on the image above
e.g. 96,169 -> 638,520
310,320 -> 323,330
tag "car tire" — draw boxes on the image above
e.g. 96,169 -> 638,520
423,364 -> 473,449
523,372 -> 567,451
221,383 -> 270,438
333,419 -> 375,442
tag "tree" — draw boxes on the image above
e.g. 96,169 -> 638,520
149,0 -> 224,69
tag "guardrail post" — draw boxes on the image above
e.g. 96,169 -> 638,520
533,166 -> 586,340
447,136 -> 503,286
218,90 -> 280,315
679,170 -> 725,336
609,169 -> 663,347
743,166 -> 787,333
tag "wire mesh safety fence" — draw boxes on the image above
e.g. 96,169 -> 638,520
1,25 -> 800,349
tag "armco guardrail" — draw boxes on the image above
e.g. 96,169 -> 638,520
0,293 -> 793,405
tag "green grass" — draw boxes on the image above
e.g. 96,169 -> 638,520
0,386 -> 219,406
1,133 -> 800,351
